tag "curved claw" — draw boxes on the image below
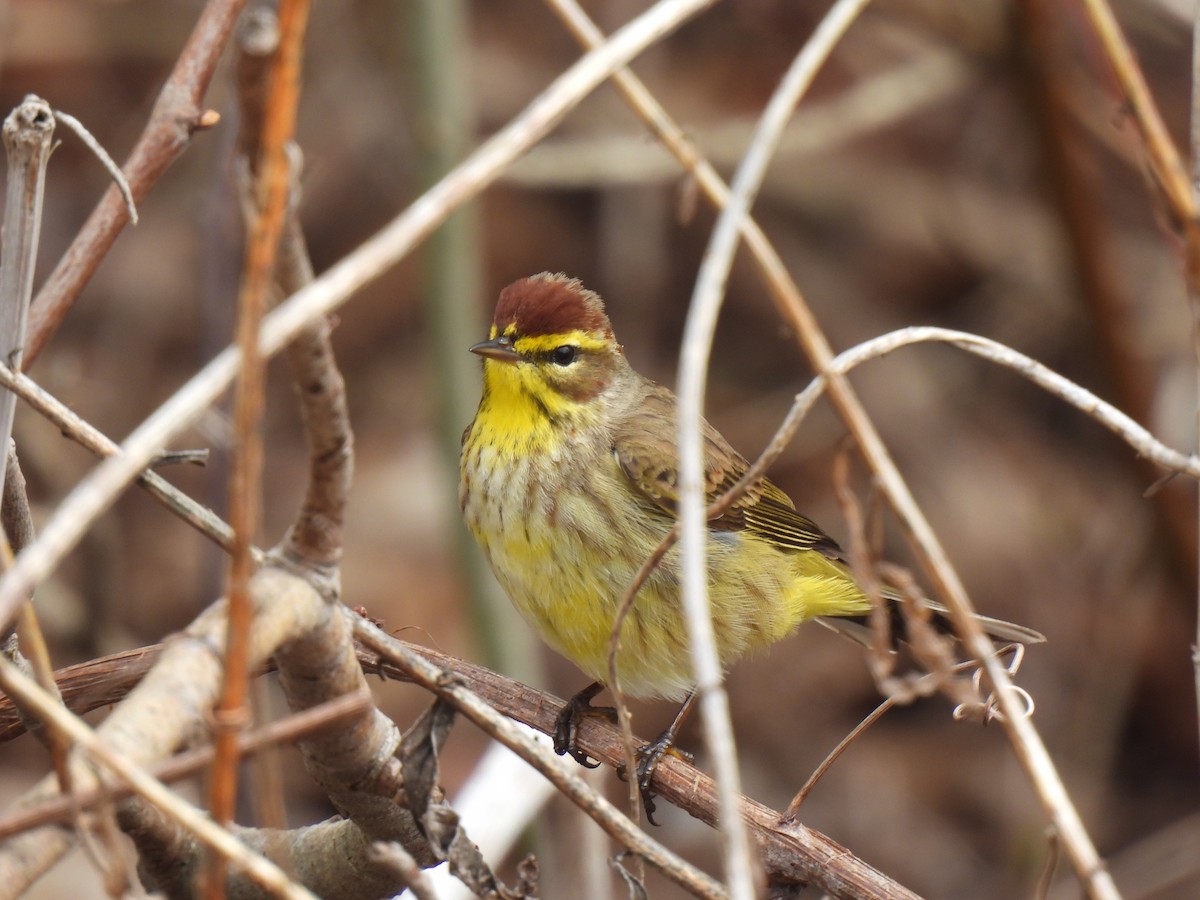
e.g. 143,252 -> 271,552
568,748 -> 602,769
631,733 -> 694,825
552,682 -> 617,768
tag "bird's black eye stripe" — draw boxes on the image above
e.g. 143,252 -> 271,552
550,345 -> 578,366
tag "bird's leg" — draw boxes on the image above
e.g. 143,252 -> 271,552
627,691 -> 698,824
553,681 -> 616,768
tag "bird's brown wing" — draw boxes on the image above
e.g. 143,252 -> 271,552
612,395 -> 843,559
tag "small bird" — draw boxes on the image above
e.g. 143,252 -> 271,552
460,272 -> 1040,788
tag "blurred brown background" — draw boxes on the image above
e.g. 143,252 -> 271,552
1,0 -> 1198,897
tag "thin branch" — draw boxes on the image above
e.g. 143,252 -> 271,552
1078,0 -> 1196,236
0,449 -> 55,748
0,644 -> 161,744
828,329 -> 1200,478
786,697 -> 896,815
0,565 -> 329,892
503,46 -> 973,188
24,0 -> 244,366
236,9 -> 352,575
0,98 -> 72,813
1191,0 -> 1200,792
209,0 -> 312,878
51,110 -> 138,225
273,203 -> 353,571
0,360 -> 243,558
0,446 -> 72,793
676,3 -> 871,897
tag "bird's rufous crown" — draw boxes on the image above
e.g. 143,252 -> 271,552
492,272 -> 612,338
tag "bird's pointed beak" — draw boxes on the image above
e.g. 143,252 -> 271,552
469,336 -> 522,363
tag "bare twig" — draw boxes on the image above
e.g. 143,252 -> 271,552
814,329 -> 1200,480
0,360 -> 243,557
24,0 -> 244,365
503,46 -> 972,188
786,697 -> 897,815
273,204 -> 353,570
52,110 -> 138,226
209,2 -> 312,880
6,602 -> 73,796
677,3 -> 871,896
237,0 -> 359,838
0,448 -> 52,724
1192,0 -> 1200,795
1078,0 -> 1196,240
0,98 -> 76,811
0,644 -> 162,744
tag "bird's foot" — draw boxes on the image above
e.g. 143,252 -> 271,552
615,730 -> 694,825
553,682 -> 616,768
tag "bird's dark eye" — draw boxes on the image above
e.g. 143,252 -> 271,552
550,345 -> 578,366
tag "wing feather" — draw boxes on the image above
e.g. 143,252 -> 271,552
612,389 -> 842,559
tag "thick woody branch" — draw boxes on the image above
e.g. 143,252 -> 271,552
351,615 -> 918,900
0,566 -> 328,895
0,655 -> 318,900
0,624 -> 918,899
0,692 -> 370,838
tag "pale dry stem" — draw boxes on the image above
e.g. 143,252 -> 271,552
676,4 -> 873,897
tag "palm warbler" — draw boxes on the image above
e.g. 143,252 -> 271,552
460,272 -> 1041,771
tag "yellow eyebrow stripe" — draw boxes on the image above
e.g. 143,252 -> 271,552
513,331 -> 608,355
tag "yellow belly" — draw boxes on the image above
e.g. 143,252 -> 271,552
461,438 -> 867,699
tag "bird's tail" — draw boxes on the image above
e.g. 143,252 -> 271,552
817,594 -> 1044,649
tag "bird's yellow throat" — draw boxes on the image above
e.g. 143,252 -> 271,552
472,329 -> 608,456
